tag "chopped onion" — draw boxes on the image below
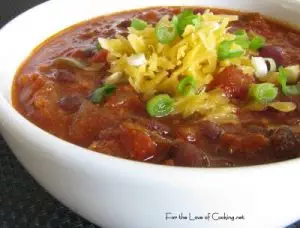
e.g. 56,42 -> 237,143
285,65 -> 300,83
258,72 -> 280,84
211,22 -> 221,31
252,57 -> 268,78
127,53 -> 146,66
264,58 -> 277,72
258,65 -> 300,85
104,72 -> 125,84
98,38 -> 110,50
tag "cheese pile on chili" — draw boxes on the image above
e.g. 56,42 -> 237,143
98,9 -> 298,122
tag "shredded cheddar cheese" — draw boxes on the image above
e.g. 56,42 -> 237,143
99,10 -> 255,122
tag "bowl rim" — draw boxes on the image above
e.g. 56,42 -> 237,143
1,0 -> 300,174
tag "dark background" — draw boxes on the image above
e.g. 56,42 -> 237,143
0,1 -> 299,227
0,0 -> 48,28
0,1 -> 98,227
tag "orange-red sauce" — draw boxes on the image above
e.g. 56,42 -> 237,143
12,7 -> 300,167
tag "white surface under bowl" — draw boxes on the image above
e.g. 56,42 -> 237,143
0,0 -> 299,227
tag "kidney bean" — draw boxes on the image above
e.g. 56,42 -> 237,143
198,120 -> 222,140
171,142 -> 209,167
269,127 -> 299,159
58,95 -> 82,112
52,69 -> 76,83
259,46 -> 285,66
117,19 -> 131,29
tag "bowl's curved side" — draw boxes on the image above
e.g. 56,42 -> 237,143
2,111 -> 300,228
0,0 -> 300,228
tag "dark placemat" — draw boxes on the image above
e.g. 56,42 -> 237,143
0,1 -> 97,227
0,1 -> 299,228
0,135 -> 99,228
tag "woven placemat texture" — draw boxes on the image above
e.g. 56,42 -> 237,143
0,136 -> 99,228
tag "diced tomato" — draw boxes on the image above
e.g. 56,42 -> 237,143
175,121 -> 222,143
120,125 -> 157,161
192,8 -> 206,15
92,49 -> 108,63
171,8 -> 181,15
209,66 -> 254,99
164,159 -> 175,166
18,73 -> 45,92
140,11 -> 158,22
175,125 -> 198,143
240,13 -> 273,39
105,85 -> 144,114
70,49 -> 88,59
242,134 -> 269,152
221,133 -> 269,153
89,139 -> 126,158
69,101 -> 124,145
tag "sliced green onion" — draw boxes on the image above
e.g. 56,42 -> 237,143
173,10 -> 201,35
171,15 -> 179,30
91,84 -> 116,104
155,23 -> 177,44
131,19 -> 148,30
96,41 -> 102,50
252,57 -> 268,78
192,17 -> 201,28
249,83 -> 278,104
279,66 -> 300,96
279,66 -> 288,95
233,29 -> 250,49
146,94 -> 174,117
264,58 -> 277,72
234,29 -> 248,40
177,76 -> 196,96
249,35 -> 265,50
218,40 -> 244,60
235,38 -> 250,49
285,83 -> 300,95
278,66 -> 300,91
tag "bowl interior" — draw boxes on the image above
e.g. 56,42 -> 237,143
1,0 -> 300,166
1,0 -> 300,168
1,0 -> 300,102
1,1 -> 300,227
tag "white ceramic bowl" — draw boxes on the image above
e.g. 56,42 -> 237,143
0,0 -> 299,227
